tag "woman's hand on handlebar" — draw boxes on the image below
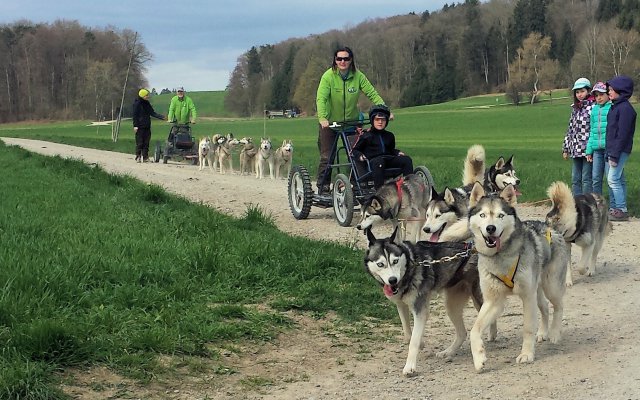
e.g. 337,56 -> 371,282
320,120 -> 330,128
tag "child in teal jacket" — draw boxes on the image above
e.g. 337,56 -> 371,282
586,81 -> 611,194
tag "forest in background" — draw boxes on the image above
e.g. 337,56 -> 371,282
2,0 -> 640,123
225,0 -> 640,117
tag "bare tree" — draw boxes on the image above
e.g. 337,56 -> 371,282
604,28 -> 640,76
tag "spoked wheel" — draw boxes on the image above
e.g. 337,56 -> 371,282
154,142 -> 162,163
288,165 -> 313,220
413,166 -> 435,188
333,173 -> 354,227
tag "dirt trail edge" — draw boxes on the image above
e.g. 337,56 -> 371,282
3,137 -> 640,400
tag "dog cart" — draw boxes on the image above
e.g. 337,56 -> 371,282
154,123 -> 199,164
287,120 -> 434,227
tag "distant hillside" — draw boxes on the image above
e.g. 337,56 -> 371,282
151,91 -> 233,118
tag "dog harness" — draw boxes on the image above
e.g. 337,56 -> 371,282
493,228 -> 553,289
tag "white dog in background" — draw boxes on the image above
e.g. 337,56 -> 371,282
198,136 -> 213,171
274,139 -> 293,179
255,137 -> 274,179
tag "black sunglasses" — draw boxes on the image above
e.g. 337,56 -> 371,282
335,57 -> 352,62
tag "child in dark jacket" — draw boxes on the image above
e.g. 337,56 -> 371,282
132,89 -> 165,162
352,105 -> 413,189
605,75 -> 636,221
563,77 -> 595,195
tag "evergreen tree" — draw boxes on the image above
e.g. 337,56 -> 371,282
597,0 -> 623,21
399,61 -> 431,107
555,23 -> 575,67
270,45 -> 296,109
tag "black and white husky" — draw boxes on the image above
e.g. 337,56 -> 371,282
546,181 -> 612,285
468,183 -> 569,372
364,227 -> 497,377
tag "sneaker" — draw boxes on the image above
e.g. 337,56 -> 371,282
609,208 -> 629,221
317,184 -> 331,195
135,155 -> 140,162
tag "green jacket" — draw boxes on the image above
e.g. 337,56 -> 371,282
586,101 -> 611,155
168,95 -> 197,124
316,68 -> 384,124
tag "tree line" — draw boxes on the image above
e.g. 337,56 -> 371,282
0,20 -> 150,123
225,0 -> 640,117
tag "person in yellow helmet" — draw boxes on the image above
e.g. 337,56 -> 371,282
132,88 -> 165,162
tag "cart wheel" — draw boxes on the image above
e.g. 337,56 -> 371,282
288,165 -> 313,220
333,173 -> 354,227
413,166 -> 434,188
154,142 -> 161,163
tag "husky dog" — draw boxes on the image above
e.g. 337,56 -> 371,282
422,144 -> 485,242
484,155 -> 521,195
364,227 -> 496,377
210,133 -> 227,171
216,133 -> 239,174
422,186 -> 472,242
356,174 -> 432,243
255,137 -> 274,179
468,182 -> 569,372
274,139 -> 294,179
198,136 -> 213,171
546,181 -> 612,285
238,137 -> 258,176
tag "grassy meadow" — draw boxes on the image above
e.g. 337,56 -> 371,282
0,93 -> 639,396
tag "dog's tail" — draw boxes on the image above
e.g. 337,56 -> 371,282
546,181 -> 577,237
462,144 -> 486,187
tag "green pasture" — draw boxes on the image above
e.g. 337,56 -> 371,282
1,93 -> 638,212
150,90 -> 233,118
0,144 -> 393,397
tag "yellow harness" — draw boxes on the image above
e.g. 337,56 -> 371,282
495,228 -> 553,289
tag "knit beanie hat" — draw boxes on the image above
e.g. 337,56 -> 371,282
138,88 -> 150,98
572,78 -> 591,91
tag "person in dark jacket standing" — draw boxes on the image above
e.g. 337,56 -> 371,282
132,88 -> 165,162
605,75 -> 636,221
351,105 -> 413,189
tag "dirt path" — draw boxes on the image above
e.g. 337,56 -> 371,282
3,137 -> 640,400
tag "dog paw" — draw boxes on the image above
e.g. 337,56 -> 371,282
577,266 -> 587,275
536,332 -> 547,343
473,354 -> 486,372
548,331 -> 561,344
402,364 -> 418,377
585,269 -> 594,277
565,281 -> 573,287
516,352 -> 535,363
436,348 -> 454,360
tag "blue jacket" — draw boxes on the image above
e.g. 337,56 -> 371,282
586,101 -> 611,155
606,75 -> 636,162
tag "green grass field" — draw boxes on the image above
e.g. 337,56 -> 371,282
0,94 -> 638,396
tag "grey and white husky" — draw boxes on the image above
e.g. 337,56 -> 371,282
546,181 -> 612,285
468,182 -> 569,372
356,174 -> 432,243
364,227 -> 497,377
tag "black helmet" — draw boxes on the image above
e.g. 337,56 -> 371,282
368,104 -> 390,126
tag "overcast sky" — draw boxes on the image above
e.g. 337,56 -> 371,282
1,0 -> 454,92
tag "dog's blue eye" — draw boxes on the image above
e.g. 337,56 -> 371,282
479,213 -> 486,218
377,262 -> 385,268
392,259 -> 398,265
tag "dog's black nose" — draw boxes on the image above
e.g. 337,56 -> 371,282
423,226 -> 431,233
388,276 -> 397,286
515,179 -> 521,185
486,225 -> 496,235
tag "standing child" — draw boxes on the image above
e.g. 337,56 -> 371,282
605,75 -> 636,221
563,77 -> 595,195
586,81 -> 611,194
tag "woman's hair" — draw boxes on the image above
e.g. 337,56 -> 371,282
331,46 -> 357,73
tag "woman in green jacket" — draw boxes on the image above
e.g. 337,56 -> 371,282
315,46 -> 387,194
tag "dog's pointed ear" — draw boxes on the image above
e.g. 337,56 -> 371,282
469,181 -> 485,207
370,197 -> 383,212
390,226 -> 400,243
430,185 -> 439,201
505,155 -> 514,167
495,156 -> 505,169
365,227 -> 376,244
444,187 -> 455,205
500,184 -> 517,206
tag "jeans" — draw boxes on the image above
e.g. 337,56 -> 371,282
591,150 -> 606,194
571,157 -> 592,195
605,152 -> 629,212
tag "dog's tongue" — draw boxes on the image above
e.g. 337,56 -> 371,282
383,284 -> 394,297
495,237 -> 502,252
514,187 -> 522,196
429,232 -> 440,242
